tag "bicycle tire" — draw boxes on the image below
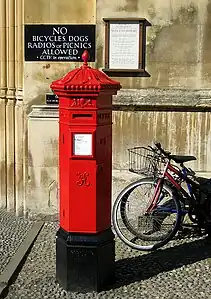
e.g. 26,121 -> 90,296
112,177 -> 182,251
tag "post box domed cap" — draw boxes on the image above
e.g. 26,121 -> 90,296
50,50 -> 121,93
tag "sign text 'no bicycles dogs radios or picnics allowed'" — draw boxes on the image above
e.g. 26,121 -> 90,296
24,24 -> 96,62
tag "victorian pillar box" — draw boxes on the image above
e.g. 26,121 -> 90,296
50,51 -> 121,292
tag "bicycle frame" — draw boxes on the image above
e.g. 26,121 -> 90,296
147,160 -> 198,214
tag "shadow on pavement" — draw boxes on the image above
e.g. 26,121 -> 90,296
114,237 -> 211,288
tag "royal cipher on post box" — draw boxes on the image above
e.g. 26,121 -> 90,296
50,51 -> 121,292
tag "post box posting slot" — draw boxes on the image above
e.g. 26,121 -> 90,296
72,114 -> 93,119
71,113 -> 95,125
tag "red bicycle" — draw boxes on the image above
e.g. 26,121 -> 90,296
112,142 -> 211,251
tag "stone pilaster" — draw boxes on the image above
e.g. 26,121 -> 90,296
0,97 -> 7,209
0,0 -> 7,209
15,99 -> 24,215
6,0 -> 16,211
15,0 -> 24,215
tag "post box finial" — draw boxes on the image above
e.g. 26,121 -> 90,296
82,50 -> 89,67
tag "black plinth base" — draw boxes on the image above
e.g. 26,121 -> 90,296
56,227 -> 115,293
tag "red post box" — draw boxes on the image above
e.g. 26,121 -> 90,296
50,51 -> 121,292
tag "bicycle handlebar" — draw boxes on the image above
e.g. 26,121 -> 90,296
145,142 -> 196,179
154,142 -> 171,158
153,142 -> 195,175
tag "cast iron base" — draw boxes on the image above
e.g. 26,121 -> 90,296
56,227 -> 115,293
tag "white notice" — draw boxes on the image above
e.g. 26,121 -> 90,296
73,134 -> 92,156
109,22 -> 140,69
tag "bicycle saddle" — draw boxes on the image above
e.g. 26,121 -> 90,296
170,155 -> 196,164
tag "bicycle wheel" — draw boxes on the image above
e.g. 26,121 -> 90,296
112,177 -> 182,251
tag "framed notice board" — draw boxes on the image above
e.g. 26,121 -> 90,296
25,24 -> 96,62
102,18 -> 151,77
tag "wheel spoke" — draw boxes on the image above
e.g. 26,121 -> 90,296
112,178 -> 181,251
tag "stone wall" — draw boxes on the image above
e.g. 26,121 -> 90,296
24,0 -> 96,108
23,0 -> 96,216
0,0 -> 24,214
24,0 -> 211,110
28,106 -> 58,216
1,0 -> 211,216
96,0 -> 211,90
27,99 -> 211,215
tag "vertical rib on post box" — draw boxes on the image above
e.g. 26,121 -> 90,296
50,50 -> 121,293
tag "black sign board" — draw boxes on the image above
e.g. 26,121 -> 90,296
46,94 -> 59,105
25,24 -> 96,62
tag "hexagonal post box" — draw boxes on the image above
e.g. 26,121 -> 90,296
50,51 -> 121,293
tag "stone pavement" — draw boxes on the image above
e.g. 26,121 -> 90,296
1,209 -> 211,299
0,209 -> 34,277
